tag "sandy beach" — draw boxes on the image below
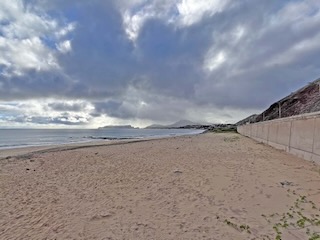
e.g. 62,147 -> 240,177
0,132 -> 319,240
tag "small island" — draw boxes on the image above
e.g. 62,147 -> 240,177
98,125 -> 137,129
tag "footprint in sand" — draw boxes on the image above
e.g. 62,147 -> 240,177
90,212 -> 114,221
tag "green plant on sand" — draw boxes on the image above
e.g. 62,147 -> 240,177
261,192 -> 320,240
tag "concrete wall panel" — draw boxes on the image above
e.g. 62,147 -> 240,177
244,125 -> 251,137
237,111 -> 320,164
268,141 -> 287,151
290,119 -> 315,153
268,122 -> 278,143
248,124 -> 252,137
311,154 -> 320,165
313,118 -> 320,156
262,123 -> 269,141
276,121 -> 291,146
251,124 -> 258,138
289,148 -> 314,162
256,125 -> 263,140
238,126 -> 246,136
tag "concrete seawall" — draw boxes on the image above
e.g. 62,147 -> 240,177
237,112 -> 320,164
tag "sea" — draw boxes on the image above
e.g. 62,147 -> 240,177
0,128 -> 204,150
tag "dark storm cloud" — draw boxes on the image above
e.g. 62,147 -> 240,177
184,0 -> 320,110
133,17 -> 213,98
92,95 -> 193,122
56,1 -> 137,97
0,70 -> 72,101
92,101 -> 133,119
1,0 -> 320,125
48,102 -> 87,112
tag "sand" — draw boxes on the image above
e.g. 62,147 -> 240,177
0,132 -> 319,240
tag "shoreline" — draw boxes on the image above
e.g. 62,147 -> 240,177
0,138 -> 151,160
0,129 -> 205,156
1,132 -> 319,239
0,130 -> 205,159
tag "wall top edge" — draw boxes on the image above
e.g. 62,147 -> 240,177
239,111 -> 320,127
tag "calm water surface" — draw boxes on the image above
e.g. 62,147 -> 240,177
0,128 -> 204,149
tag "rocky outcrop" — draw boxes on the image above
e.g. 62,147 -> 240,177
98,125 -> 135,129
145,120 -> 200,129
236,114 -> 258,125
238,78 -> 320,125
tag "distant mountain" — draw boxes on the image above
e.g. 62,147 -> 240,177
237,78 -> 320,125
145,120 -> 200,129
98,125 -> 135,129
166,120 -> 199,128
145,124 -> 165,129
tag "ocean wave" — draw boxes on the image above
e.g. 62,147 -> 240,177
0,143 -> 31,150
83,136 -> 140,140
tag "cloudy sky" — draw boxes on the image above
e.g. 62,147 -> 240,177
0,0 -> 320,128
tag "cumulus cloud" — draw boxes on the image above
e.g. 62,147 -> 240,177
176,0 -> 230,26
56,40 -> 72,54
48,102 -> 88,112
0,0 -> 74,76
1,0 -> 320,127
122,0 -> 231,41
0,100 -> 92,128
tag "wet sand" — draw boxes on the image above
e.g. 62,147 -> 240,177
0,132 -> 319,240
